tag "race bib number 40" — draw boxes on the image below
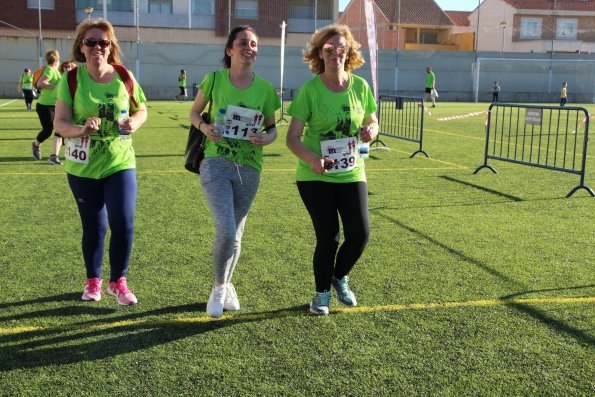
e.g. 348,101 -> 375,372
65,136 -> 90,164
320,136 -> 357,173
222,105 -> 264,141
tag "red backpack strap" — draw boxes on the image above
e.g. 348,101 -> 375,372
112,64 -> 138,108
67,67 -> 79,101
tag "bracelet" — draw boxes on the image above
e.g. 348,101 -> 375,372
197,121 -> 203,133
261,123 -> 276,133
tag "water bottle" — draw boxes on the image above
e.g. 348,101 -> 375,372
358,127 -> 370,159
213,108 -> 227,136
118,109 -> 129,135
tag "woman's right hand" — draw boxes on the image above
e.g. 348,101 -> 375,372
83,117 -> 101,134
203,123 -> 223,143
311,156 -> 334,174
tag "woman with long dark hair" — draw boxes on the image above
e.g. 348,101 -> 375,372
189,26 -> 280,318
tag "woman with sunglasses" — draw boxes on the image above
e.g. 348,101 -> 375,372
189,25 -> 280,318
54,19 -> 147,305
286,24 -> 378,315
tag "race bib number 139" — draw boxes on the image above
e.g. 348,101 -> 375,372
320,137 -> 357,173
65,136 -> 90,164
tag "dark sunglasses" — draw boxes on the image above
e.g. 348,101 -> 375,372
322,44 -> 348,55
83,38 -> 111,48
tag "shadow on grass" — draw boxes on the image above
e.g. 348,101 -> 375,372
0,292 -> 81,309
0,300 -> 308,371
374,210 -> 595,346
439,175 -> 524,201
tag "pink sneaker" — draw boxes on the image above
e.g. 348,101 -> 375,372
107,277 -> 138,305
82,278 -> 103,301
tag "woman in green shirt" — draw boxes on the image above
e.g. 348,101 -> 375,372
17,68 -> 34,110
31,50 -> 61,163
286,24 -> 379,315
176,69 -> 187,101
54,19 -> 148,306
189,26 -> 280,318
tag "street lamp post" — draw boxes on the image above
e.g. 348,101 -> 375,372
499,21 -> 508,53
84,7 -> 94,20
38,0 -> 43,68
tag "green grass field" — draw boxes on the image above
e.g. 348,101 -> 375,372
0,99 -> 593,396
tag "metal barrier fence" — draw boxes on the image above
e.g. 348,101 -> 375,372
474,103 -> 593,198
276,88 -> 297,126
374,95 -> 428,158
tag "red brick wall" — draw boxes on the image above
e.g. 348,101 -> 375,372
2,0 -> 77,31
216,1 -> 285,38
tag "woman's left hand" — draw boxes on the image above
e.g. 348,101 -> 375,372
118,117 -> 137,135
249,131 -> 275,147
359,124 -> 378,143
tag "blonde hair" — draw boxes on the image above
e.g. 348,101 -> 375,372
71,18 -> 122,65
45,50 -> 60,65
303,24 -> 364,74
59,60 -> 77,73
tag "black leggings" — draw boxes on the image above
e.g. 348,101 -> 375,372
35,103 -> 55,143
297,181 -> 370,292
23,89 -> 34,106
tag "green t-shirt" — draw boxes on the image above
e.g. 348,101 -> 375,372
179,75 -> 186,88
56,64 -> 147,179
20,73 -> 33,90
199,69 -> 281,172
425,72 -> 435,89
37,66 -> 61,106
287,74 -> 377,183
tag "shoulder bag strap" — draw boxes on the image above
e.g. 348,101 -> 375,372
206,71 -> 216,115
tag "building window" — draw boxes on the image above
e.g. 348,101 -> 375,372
556,19 -> 577,40
149,0 -> 172,14
289,0 -> 314,19
106,0 -> 133,12
420,32 -> 438,45
77,0 -> 100,10
520,18 -> 542,39
192,0 -> 214,15
235,0 -> 258,19
27,0 -> 54,10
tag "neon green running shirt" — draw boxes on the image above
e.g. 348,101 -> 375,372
56,64 -> 147,179
37,66 -> 61,106
199,69 -> 281,173
425,71 -> 435,89
20,73 -> 33,90
287,74 -> 377,183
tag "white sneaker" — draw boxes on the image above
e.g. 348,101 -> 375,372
206,285 -> 226,318
224,283 -> 240,311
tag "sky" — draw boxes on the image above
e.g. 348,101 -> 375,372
339,0 -> 484,12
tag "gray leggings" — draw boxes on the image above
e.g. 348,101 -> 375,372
200,157 -> 260,285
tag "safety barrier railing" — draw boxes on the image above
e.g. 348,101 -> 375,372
276,88 -> 297,126
374,95 -> 428,158
474,103 -> 593,198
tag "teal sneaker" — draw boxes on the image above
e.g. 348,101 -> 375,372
331,275 -> 357,307
309,290 -> 331,315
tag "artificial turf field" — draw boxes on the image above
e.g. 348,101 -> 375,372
0,99 -> 593,396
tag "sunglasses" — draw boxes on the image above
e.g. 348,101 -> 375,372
322,44 -> 348,55
83,38 -> 111,48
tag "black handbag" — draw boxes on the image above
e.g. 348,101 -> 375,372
184,73 -> 215,174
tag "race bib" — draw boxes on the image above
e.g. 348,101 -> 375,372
65,136 -> 90,164
320,136 -> 357,173
222,105 -> 264,141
